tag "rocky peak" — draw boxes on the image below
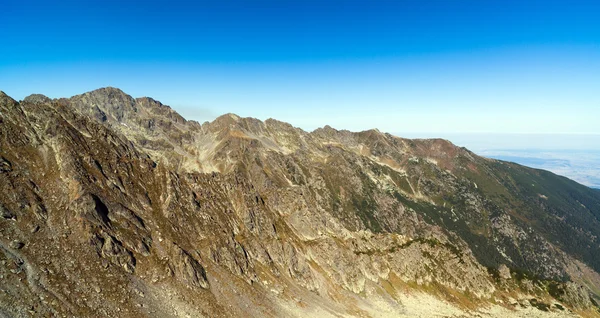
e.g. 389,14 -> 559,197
135,97 -> 188,124
207,113 -> 246,128
69,87 -> 137,122
264,117 -> 297,130
355,128 -> 389,145
80,87 -> 137,109
23,94 -> 52,104
312,124 -> 338,135
205,113 -> 270,137
0,90 -> 16,106
86,86 -> 131,99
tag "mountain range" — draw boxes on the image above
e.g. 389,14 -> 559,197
1,88 -> 600,317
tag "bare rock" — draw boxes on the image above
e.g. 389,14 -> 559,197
23,94 -> 52,104
0,157 -> 11,173
9,240 -> 24,249
0,203 -> 14,219
170,244 -> 209,289
550,282 -> 595,310
498,264 -> 512,280
92,233 -> 136,273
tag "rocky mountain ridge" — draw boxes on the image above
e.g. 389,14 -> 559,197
1,87 -> 600,317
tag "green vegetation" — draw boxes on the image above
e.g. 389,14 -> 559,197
390,189 -> 508,270
350,196 -> 382,233
485,160 -> 600,273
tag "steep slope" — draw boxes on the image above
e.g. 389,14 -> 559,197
0,88 -> 599,317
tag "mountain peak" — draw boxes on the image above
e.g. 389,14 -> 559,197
86,86 -> 128,97
23,94 -> 52,104
208,113 -> 266,133
68,87 -> 136,122
0,90 -> 16,104
213,112 -> 242,123
78,86 -> 136,107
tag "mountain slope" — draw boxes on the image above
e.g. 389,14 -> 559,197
0,88 -> 599,317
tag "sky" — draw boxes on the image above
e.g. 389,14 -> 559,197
1,0 -> 600,137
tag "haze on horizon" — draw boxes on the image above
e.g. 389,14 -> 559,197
1,0 -> 599,136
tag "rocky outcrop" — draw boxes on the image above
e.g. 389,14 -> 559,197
23,94 -> 52,104
551,282 -> 596,310
169,244 -> 209,289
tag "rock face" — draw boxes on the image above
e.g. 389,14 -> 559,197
0,87 -> 599,317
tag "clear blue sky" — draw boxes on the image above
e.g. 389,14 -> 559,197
1,0 -> 599,134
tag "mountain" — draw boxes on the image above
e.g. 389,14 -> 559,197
1,87 -> 600,317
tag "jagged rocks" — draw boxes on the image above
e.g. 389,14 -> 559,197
169,244 -> 209,289
0,157 -> 11,173
0,203 -> 14,219
9,240 -> 24,250
91,233 -> 136,273
498,264 -> 512,280
550,282 -> 595,310
23,94 -> 52,105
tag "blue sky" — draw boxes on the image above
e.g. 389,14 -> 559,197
1,0 -> 599,135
